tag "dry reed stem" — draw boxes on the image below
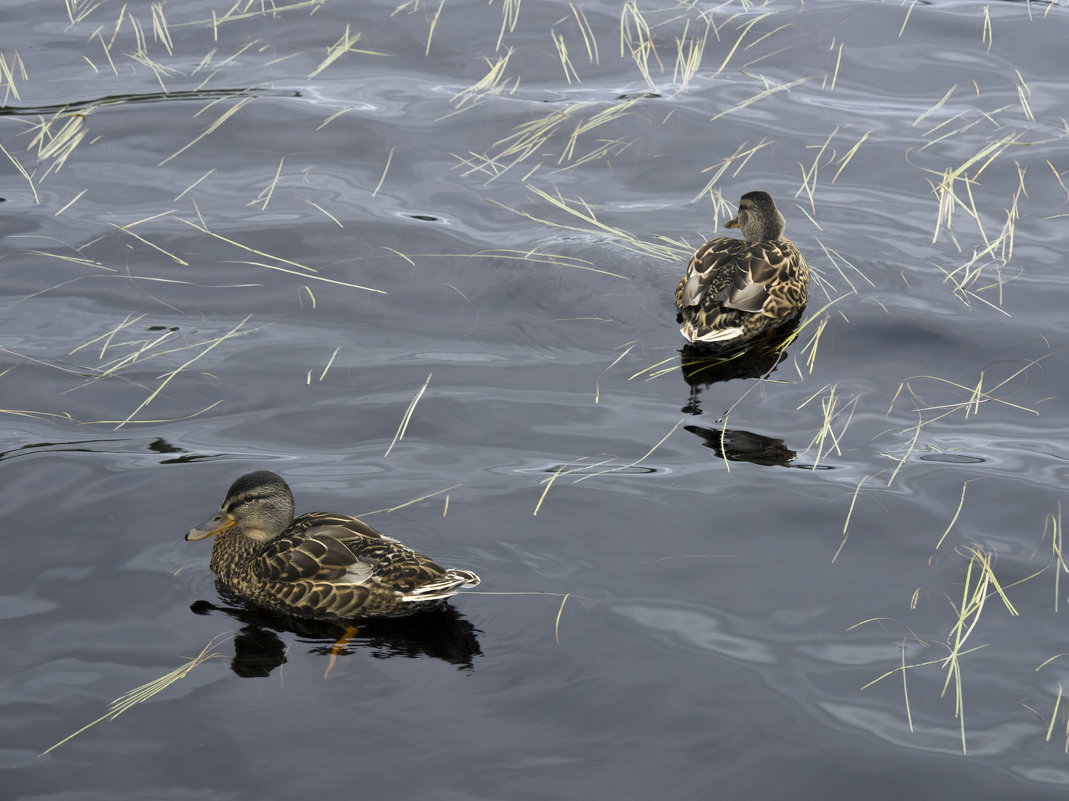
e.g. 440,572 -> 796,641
419,0 -> 446,55
385,373 -> 432,457
358,484 -> 461,517
710,77 -> 808,123
39,633 -> 229,757
160,97 -> 254,166
114,315 -> 255,429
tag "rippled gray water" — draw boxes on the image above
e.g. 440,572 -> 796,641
3,1 -> 1069,797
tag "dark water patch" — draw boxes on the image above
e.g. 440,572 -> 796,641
0,87 -> 294,117
919,452 -> 986,464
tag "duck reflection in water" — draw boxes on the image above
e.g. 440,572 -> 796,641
678,310 -> 803,415
191,594 -> 482,677
676,312 -> 808,469
683,425 -> 798,469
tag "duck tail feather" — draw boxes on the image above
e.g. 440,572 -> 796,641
681,323 -> 743,343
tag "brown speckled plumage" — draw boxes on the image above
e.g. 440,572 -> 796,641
186,471 -> 480,620
675,191 -> 810,344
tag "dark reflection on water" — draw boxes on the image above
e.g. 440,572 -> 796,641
0,87 -> 295,117
919,453 -> 987,464
147,437 -> 184,454
684,425 -> 799,468
0,435 -> 209,464
537,463 -> 659,476
0,438 -> 126,462
678,311 -> 803,415
190,592 -> 482,676
148,437 -> 217,463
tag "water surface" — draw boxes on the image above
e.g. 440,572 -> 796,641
3,1 -> 1069,798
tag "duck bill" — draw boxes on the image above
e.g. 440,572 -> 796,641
186,516 -> 236,541
724,216 -> 739,229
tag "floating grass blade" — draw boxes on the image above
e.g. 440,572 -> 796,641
317,106 -> 357,130
385,373 -> 432,458
552,30 -> 580,84
554,593 -> 570,644
833,473 -> 875,563
309,26 -> 364,78
1045,685 -> 1062,744
64,0 -> 106,25
833,130 -> 870,183
712,12 -> 773,76
569,3 -> 598,64
673,19 -> 710,93
693,140 -> 774,201
1042,502 -> 1065,611
150,2 -> 173,55
450,48 -> 516,110
114,315 -> 255,430
307,25 -> 385,78
0,142 -> 40,204
885,418 -> 921,487
69,313 -> 146,359
628,355 -> 678,382
798,384 -> 858,470
107,220 -> 189,266
0,50 -> 27,103
303,199 -> 344,227
85,401 -> 225,427
39,634 -> 229,757
534,463 -> 565,517
899,0 -> 915,35
192,0 -> 330,28
935,479 -> 980,549
160,97 -> 254,166
1015,69 -> 1033,122
891,359 -> 1044,426
318,346 -> 341,382
795,126 -> 838,211
573,418 -> 683,484
24,108 -> 90,178
250,157 -> 286,212
425,0 -> 445,55
492,0 -> 521,51
913,83 -> 957,127
825,40 -> 843,91
54,188 -> 88,216
711,76 -> 808,122
491,186 -> 689,263
178,218 -> 387,294
595,342 -> 637,403
174,169 -> 215,201
372,147 -> 394,197
619,1 -> 661,92
358,483 -> 461,518
924,132 -> 1024,246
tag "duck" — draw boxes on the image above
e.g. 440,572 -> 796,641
185,470 -> 480,620
675,191 -> 810,344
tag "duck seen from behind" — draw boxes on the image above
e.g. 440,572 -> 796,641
675,191 -> 810,344
185,470 -> 480,620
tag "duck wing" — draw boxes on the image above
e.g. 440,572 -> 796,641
251,513 -> 391,584
246,513 -> 479,618
722,240 -> 806,313
675,237 -> 747,309
677,238 -> 802,312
